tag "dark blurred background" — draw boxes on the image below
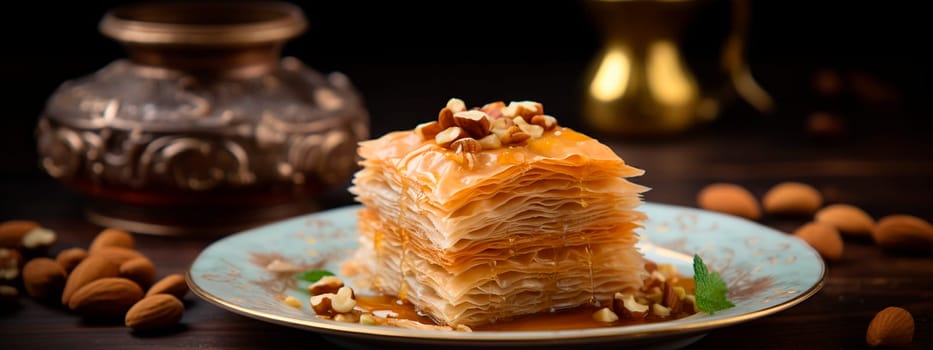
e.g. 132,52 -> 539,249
2,0 -> 931,178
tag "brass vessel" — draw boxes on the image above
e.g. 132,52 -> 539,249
36,2 -> 369,235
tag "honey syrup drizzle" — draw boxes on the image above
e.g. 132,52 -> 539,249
397,179 -> 410,300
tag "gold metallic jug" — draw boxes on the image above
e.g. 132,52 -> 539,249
583,0 -> 772,136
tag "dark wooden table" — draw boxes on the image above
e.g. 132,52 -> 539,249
0,53 -> 933,350
2,116 -> 931,349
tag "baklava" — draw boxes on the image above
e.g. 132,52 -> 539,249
350,99 -> 648,327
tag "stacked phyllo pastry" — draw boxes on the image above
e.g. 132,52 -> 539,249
350,99 -> 648,327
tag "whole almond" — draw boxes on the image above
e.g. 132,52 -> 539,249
794,222 -> 843,260
815,204 -> 875,236
119,257 -> 156,287
762,182 -> 823,215
22,258 -> 68,300
866,306 -> 914,347
697,183 -> 761,220
68,277 -> 143,318
125,294 -> 184,331
91,246 -> 144,265
0,220 -> 39,249
89,228 -> 135,252
56,247 -> 89,273
872,215 -> 933,252
62,255 -> 120,305
146,274 -> 188,299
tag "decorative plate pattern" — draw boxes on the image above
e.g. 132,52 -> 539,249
188,202 -> 824,349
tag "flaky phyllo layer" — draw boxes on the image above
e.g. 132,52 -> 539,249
349,99 -> 648,327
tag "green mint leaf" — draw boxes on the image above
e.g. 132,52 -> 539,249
296,269 -> 334,283
693,254 -> 735,314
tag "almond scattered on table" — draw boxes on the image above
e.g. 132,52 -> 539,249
793,222 -> 844,261
762,182 -> 823,216
89,228 -> 135,252
22,257 -> 67,300
1,222 -> 188,334
61,255 -> 121,305
866,306 -> 914,347
815,204 -> 875,236
90,246 -> 145,265
697,183 -> 761,220
872,215 -> 933,252
68,277 -> 144,318
55,247 -> 88,273
146,274 -> 188,299
119,257 -> 157,288
125,294 -> 184,331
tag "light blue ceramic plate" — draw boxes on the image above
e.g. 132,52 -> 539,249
188,202 -> 825,349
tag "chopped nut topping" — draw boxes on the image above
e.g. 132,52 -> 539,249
331,286 -> 357,313
616,292 -> 649,313
359,313 -> 387,326
662,283 -> 677,307
308,275 -> 344,296
310,293 -> 337,316
416,98 -> 559,152
334,311 -> 361,323
502,101 -> 543,121
453,110 -> 491,138
649,270 -> 667,283
531,115 -> 557,131
415,121 -> 444,140
434,126 -> 468,148
506,130 -> 531,145
450,138 -> 482,154
284,295 -> 302,308
491,121 -> 514,140
673,286 -> 686,300
592,307 -> 619,323
477,134 -> 502,150
265,259 -> 301,273
652,303 -> 672,317
446,98 -> 467,113
684,295 -> 698,313
513,117 -> 544,138
438,107 -> 456,129
645,286 -> 663,304
481,101 -> 506,119
661,283 -> 683,314
658,264 -> 678,280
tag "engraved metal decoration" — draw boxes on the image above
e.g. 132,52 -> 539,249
35,2 -> 369,235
